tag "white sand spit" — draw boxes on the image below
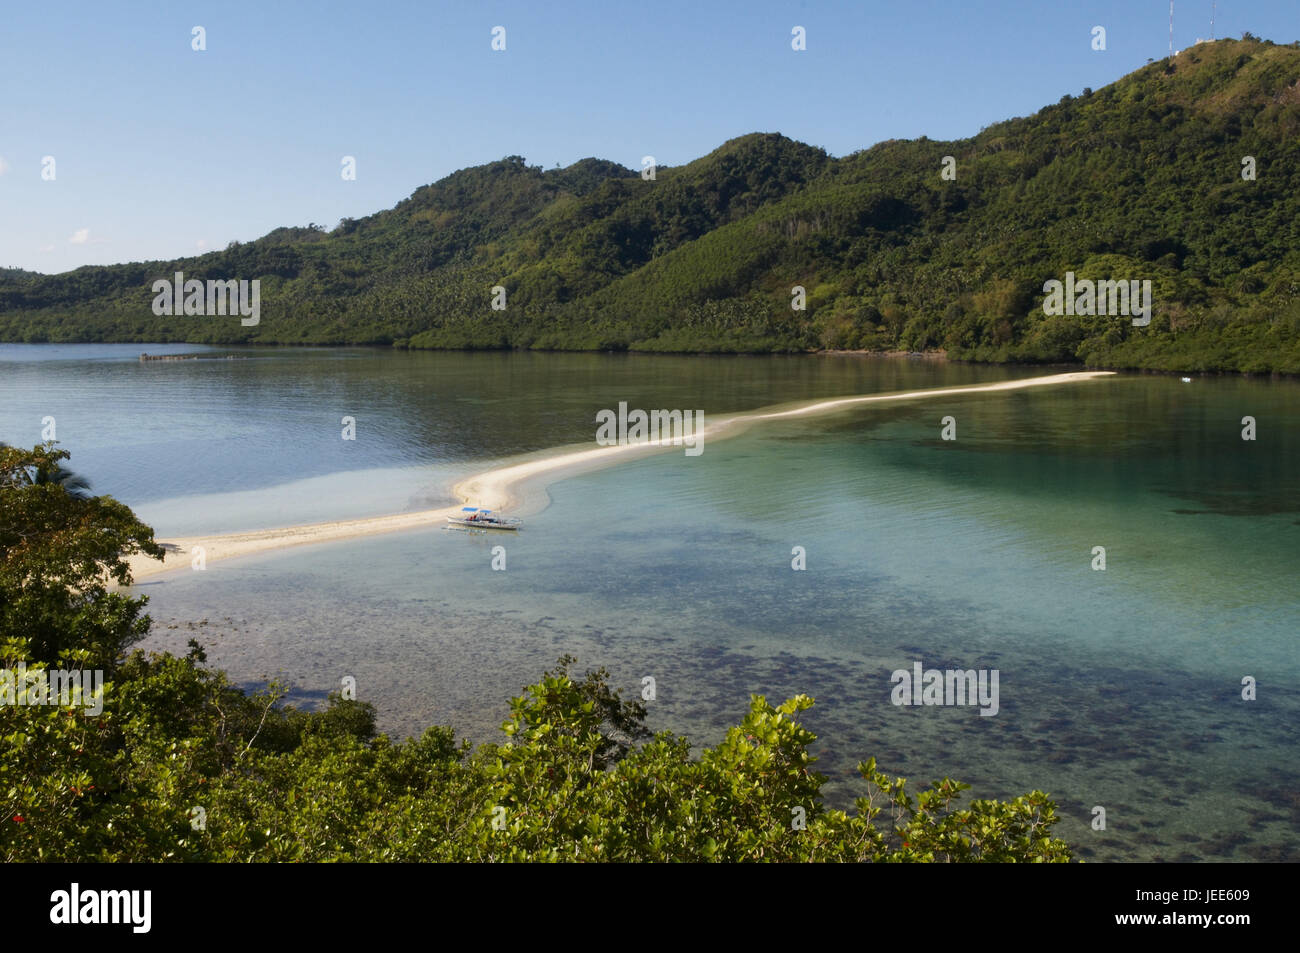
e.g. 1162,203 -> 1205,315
125,371 -> 1115,582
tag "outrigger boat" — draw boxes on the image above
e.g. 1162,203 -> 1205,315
446,506 -> 522,531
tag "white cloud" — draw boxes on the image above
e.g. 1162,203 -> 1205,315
69,228 -> 90,244
38,243 -> 55,253
196,239 -> 208,250
0,156 -> 9,176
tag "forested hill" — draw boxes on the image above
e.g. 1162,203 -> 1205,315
3,37 -> 1298,373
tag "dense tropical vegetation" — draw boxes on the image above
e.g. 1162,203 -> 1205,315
3,38 -> 1296,373
1,444 -> 1071,862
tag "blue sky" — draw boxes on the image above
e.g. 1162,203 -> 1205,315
1,0 -> 1294,274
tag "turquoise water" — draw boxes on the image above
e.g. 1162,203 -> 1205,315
3,344 -> 1297,861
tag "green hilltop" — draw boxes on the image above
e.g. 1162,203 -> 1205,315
2,36 -> 1298,373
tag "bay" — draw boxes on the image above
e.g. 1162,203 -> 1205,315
2,343 -> 1297,862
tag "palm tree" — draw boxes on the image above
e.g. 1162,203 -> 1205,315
0,441 -> 93,499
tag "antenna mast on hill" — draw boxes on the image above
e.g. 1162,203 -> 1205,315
1211,1 -> 1216,41
1169,1 -> 1175,58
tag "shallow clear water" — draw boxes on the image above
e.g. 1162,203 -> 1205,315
3,344 -> 1297,861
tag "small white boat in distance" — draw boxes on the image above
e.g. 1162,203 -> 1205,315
1181,377 -> 1192,382
447,506 -> 522,530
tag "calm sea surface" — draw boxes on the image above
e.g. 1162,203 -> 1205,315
3,343 -> 1297,862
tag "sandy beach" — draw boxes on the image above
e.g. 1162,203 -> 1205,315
125,370 -> 1116,582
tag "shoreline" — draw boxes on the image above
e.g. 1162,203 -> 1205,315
124,370 -> 1116,583
9,340 -> 1292,378
815,349 -> 949,360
